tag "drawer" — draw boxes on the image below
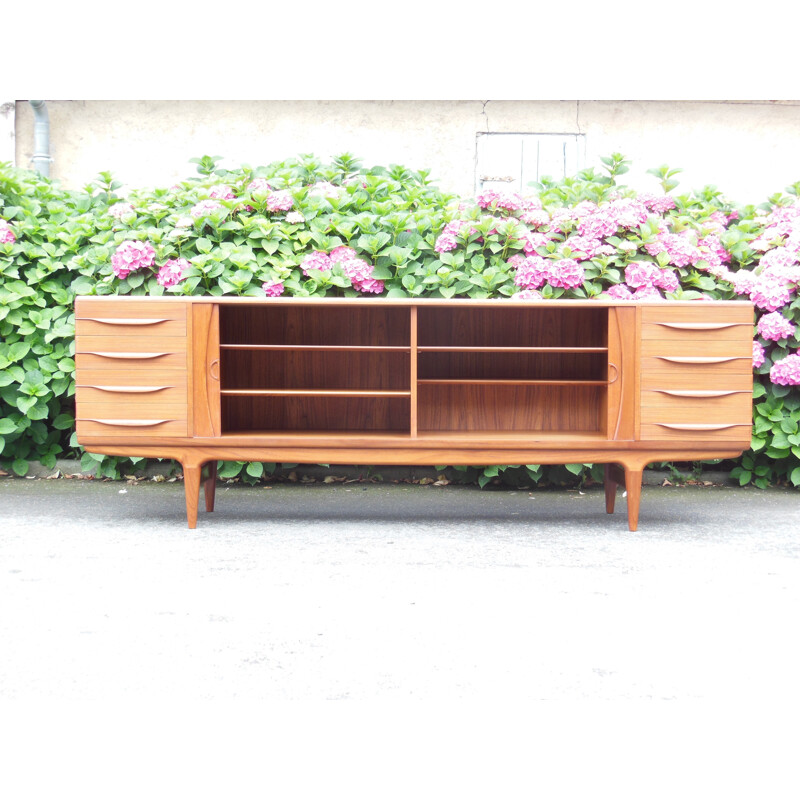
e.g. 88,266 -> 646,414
641,337 -> 752,358
76,317 -> 186,337
76,401 -> 186,420
75,334 -> 186,353
642,369 -> 753,391
641,422 -> 752,442
641,354 -> 752,376
76,384 -> 187,406
642,389 -> 752,424
76,417 -> 188,438
77,368 -> 188,387
75,351 -> 188,370
642,305 -> 754,325
75,299 -> 188,321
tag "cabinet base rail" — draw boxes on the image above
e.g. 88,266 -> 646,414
85,444 -> 744,532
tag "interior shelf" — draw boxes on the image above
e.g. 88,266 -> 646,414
220,344 -> 411,352
417,378 -> 611,386
220,389 -> 412,398
417,346 -> 608,353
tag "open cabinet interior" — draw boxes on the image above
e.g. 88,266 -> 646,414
217,303 -> 612,438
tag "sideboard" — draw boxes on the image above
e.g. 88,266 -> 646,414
74,296 -> 755,530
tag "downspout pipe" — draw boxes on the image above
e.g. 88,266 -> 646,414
28,100 -> 51,178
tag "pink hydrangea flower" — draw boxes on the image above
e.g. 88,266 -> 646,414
522,232 -> 551,254
632,285 -> 664,300
247,178 -> 272,194
506,254 -> 526,269
330,246 -> 358,263
770,353 -> 800,385
190,199 -> 223,218
266,190 -> 294,212
644,232 -> 701,268
548,258 -> 585,289
607,198 -> 649,229
434,232 -> 459,253
110,202 -> 135,219
514,255 -> 550,289
300,250 -> 333,275
520,209 -> 550,227
110,240 -> 156,279
563,236 -> 604,259
262,279 -> 284,297
639,193 -> 676,213
0,219 -> 16,244
602,284 -> 635,300
750,274 -> 792,312
285,211 -> 305,224
757,311 -> 796,341
728,270 -> 757,296
512,289 -> 543,300
476,188 -> 524,211
209,184 -> 235,200
625,261 -> 661,288
157,257 -> 189,288
576,208 -> 619,239
355,278 -> 384,294
697,234 -> 731,268
760,246 -> 798,272
753,340 -> 766,368
653,269 -> 680,293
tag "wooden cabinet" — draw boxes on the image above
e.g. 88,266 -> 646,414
75,297 -> 754,530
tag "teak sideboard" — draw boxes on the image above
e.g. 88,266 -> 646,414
74,296 -> 755,530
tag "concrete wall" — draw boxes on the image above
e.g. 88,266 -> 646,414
12,99 -> 800,204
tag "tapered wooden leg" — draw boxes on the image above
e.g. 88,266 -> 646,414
604,464 -> 617,514
624,467 -> 643,532
204,460 -> 217,512
183,462 -> 202,529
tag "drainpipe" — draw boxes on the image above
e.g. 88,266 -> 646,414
28,100 -> 51,178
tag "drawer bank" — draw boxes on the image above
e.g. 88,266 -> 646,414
74,296 -> 755,530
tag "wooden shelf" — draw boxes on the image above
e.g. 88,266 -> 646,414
220,344 -> 411,352
221,389 -> 411,398
418,346 -> 607,353
417,378 -> 611,386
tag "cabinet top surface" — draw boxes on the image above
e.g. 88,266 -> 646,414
75,296 -> 754,310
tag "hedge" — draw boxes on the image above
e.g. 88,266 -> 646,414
1,152 -> 799,488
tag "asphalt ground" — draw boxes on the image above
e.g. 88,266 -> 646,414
1,477 -> 799,797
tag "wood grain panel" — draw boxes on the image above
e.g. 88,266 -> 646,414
76,418 -> 188,437
641,390 -> 752,423
219,305 -> 410,347
75,299 -> 187,319
417,351 -> 606,381
641,305 -> 753,324
75,334 -> 186,353
76,385 -> 187,405
417,306 -> 607,348
75,318 -> 186,337
641,322 -> 752,341
192,302 -> 220,438
76,402 -> 187,420
417,384 -> 603,432
75,351 -> 187,370
641,338 -> 751,357
77,369 -> 187,387
641,355 -> 751,374
641,422 -> 751,442
221,395 -> 410,433
220,349 -> 410,391
642,370 -> 753,391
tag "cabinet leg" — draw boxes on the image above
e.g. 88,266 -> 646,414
604,464 -> 617,514
204,461 -> 217,513
183,462 -> 202,529
624,467 -> 643,532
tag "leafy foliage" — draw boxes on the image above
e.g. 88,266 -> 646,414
1,152 -> 799,488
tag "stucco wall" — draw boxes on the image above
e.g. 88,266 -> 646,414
13,99 -> 800,204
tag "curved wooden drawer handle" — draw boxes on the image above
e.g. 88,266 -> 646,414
209,359 -> 220,381
82,419 -> 176,427
607,363 -> 619,385
655,389 -> 744,398
655,423 -> 742,431
79,385 -> 174,394
654,322 -> 745,331
82,351 -> 174,360
656,356 -> 744,364
79,317 -> 172,326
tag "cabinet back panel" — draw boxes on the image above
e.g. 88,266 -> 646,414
222,396 -> 410,433
418,384 -> 603,432
220,306 -> 410,347
417,307 -> 607,348
221,350 -> 410,391
418,352 -> 606,381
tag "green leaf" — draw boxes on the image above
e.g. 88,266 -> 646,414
246,461 -> 264,478
564,463 -> 584,475
12,458 -> 29,477
790,467 -> 800,487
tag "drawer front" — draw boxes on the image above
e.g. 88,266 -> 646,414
75,299 -> 187,321
641,337 -> 751,358
642,355 -> 752,376
76,385 -> 187,406
642,389 -> 752,425
77,368 -> 188,387
641,305 -> 754,326
641,422 -> 752,442
75,334 -> 186,353
75,351 -> 188,370
75,317 -> 186,338
76,418 -> 188,438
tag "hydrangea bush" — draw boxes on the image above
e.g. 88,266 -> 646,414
1,152 -> 799,488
